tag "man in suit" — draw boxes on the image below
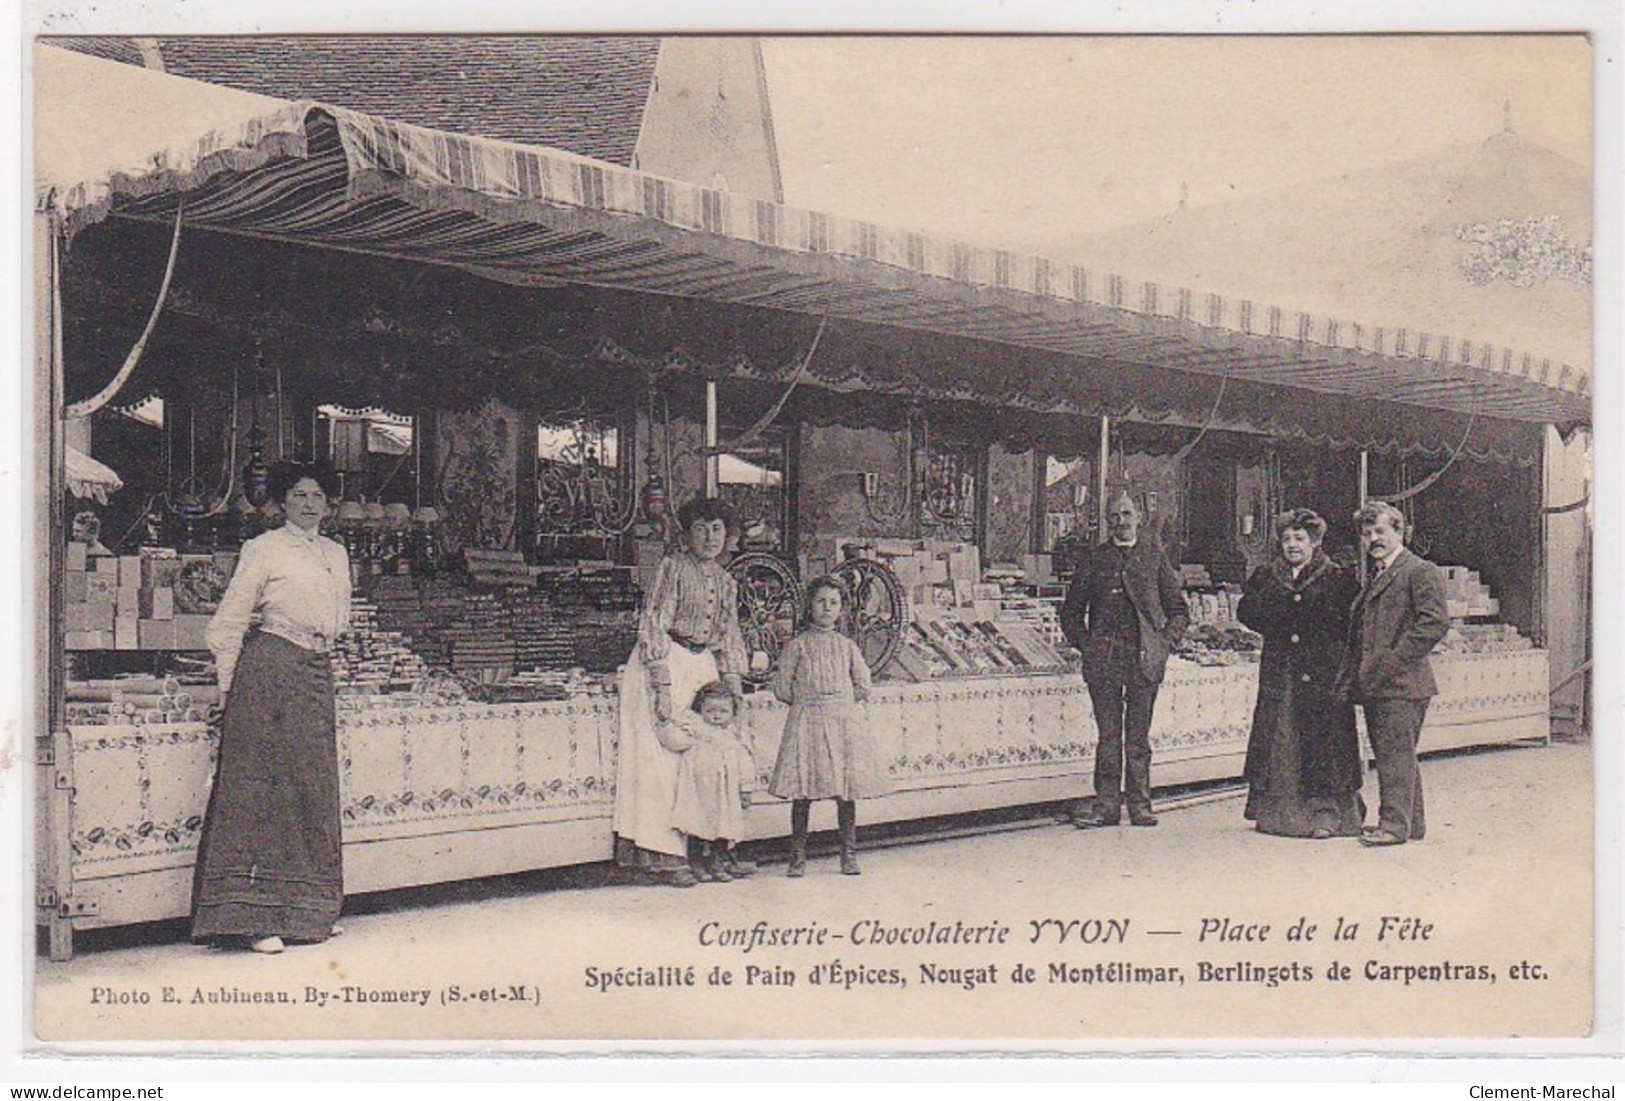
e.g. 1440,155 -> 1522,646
1336,500 -> 1451,847
1060,490 -> 1189,828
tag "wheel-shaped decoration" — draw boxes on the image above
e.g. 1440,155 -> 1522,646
727,552 -> 804,686
829,556 -> 908,676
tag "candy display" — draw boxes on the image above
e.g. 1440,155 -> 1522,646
1442,565 -> 1503,620
330,595 -> 429,695
173,558 -> 231,615
1183,583 -> 1245,629
64,675 -> 220,726
1440,622 -> 1534,654
1176,622 -> 1265,666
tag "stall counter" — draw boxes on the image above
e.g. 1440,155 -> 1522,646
43,650 -> 1549,952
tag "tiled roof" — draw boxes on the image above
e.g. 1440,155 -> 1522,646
43,35 -> 661,165
41,36 -> 146,67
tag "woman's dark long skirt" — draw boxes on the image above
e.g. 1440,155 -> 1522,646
191,631 -> 343,942
1243,681 -> 1366,839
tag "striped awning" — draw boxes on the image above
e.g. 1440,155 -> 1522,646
66,445 -> 123,504
40,90 -> 1590,429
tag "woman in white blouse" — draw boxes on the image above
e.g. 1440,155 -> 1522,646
192,462 -> 351,954
613,497 -> 748,887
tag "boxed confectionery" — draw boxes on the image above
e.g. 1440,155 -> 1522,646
1020,553 -> 1054,586
85,572 -> 117,603
137,619 -> 178,650
138,586 -> 175,620
139,548 -> 182,588
1441,564 -> 1502,619
116,556 -> 142,589
171,615 -> 213,651
114,616 -> 139,650
66,601 -> 114,633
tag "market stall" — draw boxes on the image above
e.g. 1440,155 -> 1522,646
36,46 -> 1575,955
60,645 -> 1548,933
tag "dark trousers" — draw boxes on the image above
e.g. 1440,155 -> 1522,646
1086,673 -> 1160,817
1363,698 -> 1430,840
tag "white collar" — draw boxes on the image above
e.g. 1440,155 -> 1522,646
281,522 -> 323,544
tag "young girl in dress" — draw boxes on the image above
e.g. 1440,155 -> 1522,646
769,576 -> 892,876
662,680 -> 757,882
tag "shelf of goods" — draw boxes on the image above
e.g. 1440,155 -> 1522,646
54,649 -> 1547,933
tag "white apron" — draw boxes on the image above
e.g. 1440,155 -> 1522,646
612,642 -> 719,856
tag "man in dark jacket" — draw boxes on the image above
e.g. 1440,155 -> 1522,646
1335,501 -> 1451,847
1060,491 -> 1189,828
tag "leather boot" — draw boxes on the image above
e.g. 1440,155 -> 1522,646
687,837 -> 714,882
721,844 -> 757,877
837,799 -> 861,876
701,842 -> 732,883
788,800 -> 810,877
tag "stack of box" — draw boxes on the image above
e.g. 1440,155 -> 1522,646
63,549 -> 115,650
1442,566 -> 1501,620
997,594 -> 1066,648
330,594 -> 427,695
838,537 -> 981,615
1181,564 -> 1215,589
63,546 -> 225,652
510,590 -> 576,671
888,616 -> 1069,682
445,592 -> 516,682
539,567 -> 643,673
363,569 -> 644,682
1183,584 -> 1243,629
1019,553 -> 1054,586
463,548 -> 535,587
370,577 -> 463,668
1441,622 -> 1532,654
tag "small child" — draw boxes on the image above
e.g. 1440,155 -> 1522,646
661,680 -> 757,883
768,576 -> 893,876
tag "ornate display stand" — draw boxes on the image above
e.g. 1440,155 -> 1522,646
38,650 -> 1548,958
726,552 -> 803,686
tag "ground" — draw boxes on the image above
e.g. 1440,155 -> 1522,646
35,741 -> 1593,1046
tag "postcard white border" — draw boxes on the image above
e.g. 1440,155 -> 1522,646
6,0 -> 1620,1081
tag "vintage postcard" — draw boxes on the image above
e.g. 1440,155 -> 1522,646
21,21 -> 1606,1053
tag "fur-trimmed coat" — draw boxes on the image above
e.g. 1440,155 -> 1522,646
1237,551 -> 1361,796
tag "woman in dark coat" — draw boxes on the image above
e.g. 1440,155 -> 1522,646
1237,508 -> 1365,839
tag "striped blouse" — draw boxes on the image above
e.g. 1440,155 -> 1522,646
637,550 -> 747,684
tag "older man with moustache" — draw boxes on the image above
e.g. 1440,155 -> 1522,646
1061,490 -> 1189,829
1335,501 -> 1451,847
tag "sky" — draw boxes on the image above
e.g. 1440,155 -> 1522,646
760,36 -> 1593,252
32,32 -> 1594,256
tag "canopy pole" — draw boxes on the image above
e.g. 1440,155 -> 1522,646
1096,414 -> 1111,545
704,380 -> 719,498
1358,449 -> 1370,583
36,211 -> 74,960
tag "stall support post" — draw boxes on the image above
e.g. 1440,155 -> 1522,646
1535,427 -> 1550,651
35,211 -> 75,961
1096,415 -> 1111,543
1357,449 -> 1370,584
704,380 -> 720,498
1028,449 -> 1047,555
